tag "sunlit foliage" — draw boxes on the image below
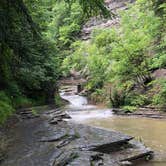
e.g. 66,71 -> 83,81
62,0 -> 166,108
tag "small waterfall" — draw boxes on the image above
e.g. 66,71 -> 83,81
59,85 -> 113,120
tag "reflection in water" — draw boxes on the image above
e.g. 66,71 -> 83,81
84,117 -> 166,153
60,86 -> 166,166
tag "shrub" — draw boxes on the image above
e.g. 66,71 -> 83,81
0,91 -> 15,124
12,96 -> 33,109
152,79 -> 166,106
90,89 -> 107,104
55,94 -> 63,107
125,93 -> 149,107
109,86 -> 126,108
122,106 -> 137,113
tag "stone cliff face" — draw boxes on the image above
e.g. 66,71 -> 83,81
105,0 -> 135,11
81,0 -> 135,40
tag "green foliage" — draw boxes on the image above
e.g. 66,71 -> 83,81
54,94 -> 63,107
0,0 -> 165,125
0,91 -> 15,124
25,0 -> 109,53
61,0 -> 111,18
0,0 -> 66,109
12,96 -> 33,109
109,82 -> 131,108
31,109 -> 39,116
152,79 -> 166,106
122,106 -> 137,113
151,54 -> 166,68
56,2 -> 84,47
62,0 -> 166,109
150,1 -> 166,69
107,1 -> 161,107
0,0 -> 112,123
125,93 -> 149,107
110,1 -> 159,83
62,39 -> 110,91
90,89 -> 106,104
0,92 -> 12,106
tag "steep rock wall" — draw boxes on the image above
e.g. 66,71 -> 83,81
82,0 -> 135,40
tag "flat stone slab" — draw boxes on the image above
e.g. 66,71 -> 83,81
48,122 -> 153,165
60,123 -> 133,152
40,131 -> 67,142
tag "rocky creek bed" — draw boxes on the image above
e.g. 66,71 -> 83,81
0,106 -> 153,166
112,107 -> 166,119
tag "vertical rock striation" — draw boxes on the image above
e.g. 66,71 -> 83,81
81,0 -> 135,40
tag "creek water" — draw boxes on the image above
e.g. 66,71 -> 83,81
60,86 -> 166,166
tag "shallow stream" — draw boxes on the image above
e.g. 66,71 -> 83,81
60,86 -> 166,166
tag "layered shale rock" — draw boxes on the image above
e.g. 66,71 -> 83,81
1,107 -> 153,166
82,0 -> 135,40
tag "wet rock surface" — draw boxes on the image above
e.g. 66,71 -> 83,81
112,107 -> 166,119
1,107 -> 153,166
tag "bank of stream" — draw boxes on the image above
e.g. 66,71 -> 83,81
0,85 -> 163,166
60,85 -> 166,166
